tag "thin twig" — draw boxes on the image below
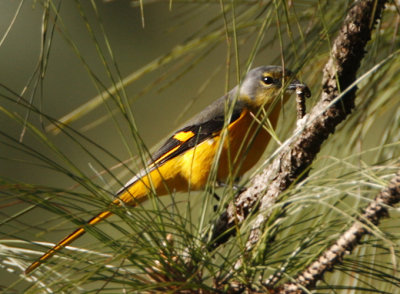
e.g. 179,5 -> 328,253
295,86 -> 309,120
277,170 -> 400,293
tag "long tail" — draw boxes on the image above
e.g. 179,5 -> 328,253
25,207 -> 115,274
25,162 -> 177,274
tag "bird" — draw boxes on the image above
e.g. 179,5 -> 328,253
25,65 -> 310,274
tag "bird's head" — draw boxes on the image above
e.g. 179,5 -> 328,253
238,65 -> 310,110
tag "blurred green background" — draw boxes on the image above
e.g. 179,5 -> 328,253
1,1 -> 399,293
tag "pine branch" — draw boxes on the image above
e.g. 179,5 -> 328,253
276,170 -> 400,293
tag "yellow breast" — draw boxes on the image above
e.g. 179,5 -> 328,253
179,107 -> 281,189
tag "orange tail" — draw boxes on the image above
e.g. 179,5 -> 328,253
25,166 -> 165,274
25,209 -> 113,274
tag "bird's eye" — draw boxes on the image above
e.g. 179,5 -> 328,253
262,76 -> 274,85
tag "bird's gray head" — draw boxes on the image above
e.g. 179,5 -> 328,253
237,65 -> 310,109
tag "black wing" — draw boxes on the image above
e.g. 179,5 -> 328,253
150,106 -> 242,168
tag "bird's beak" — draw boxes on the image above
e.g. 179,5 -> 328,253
287,79 -> 311,98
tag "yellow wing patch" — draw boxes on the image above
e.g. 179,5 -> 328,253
173,131 -> 195,142
152,145 -> 181,166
